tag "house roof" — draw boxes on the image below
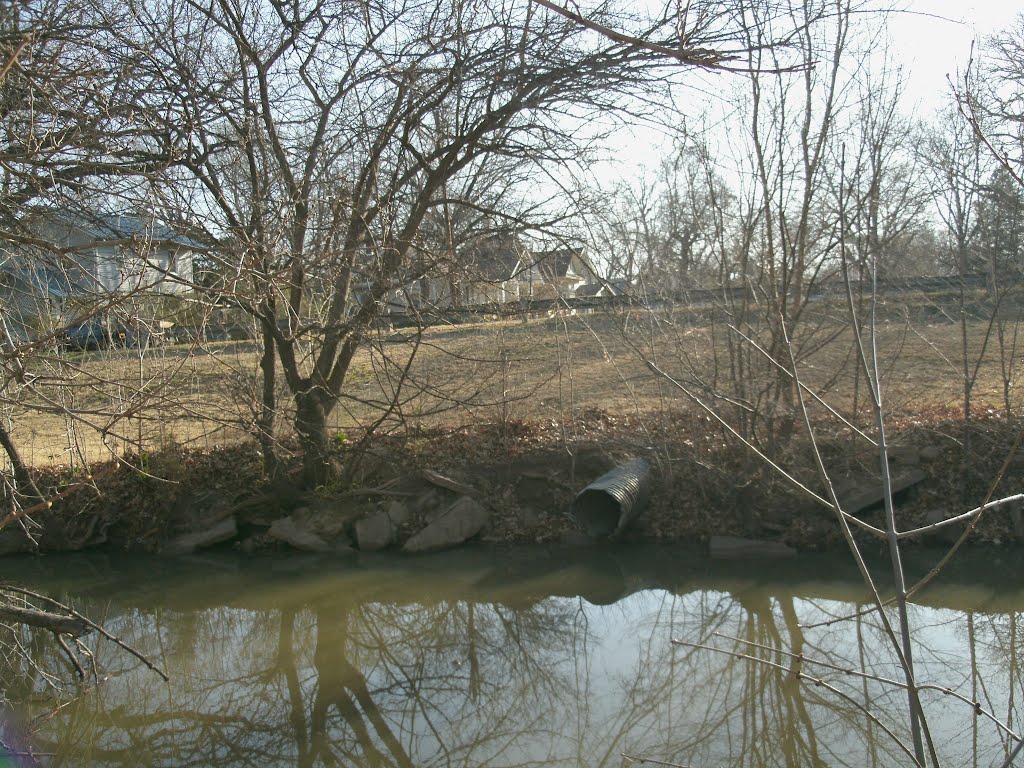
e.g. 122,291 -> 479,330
32,209 -> 205,249
530,247 -> 596,281
459,237 -> 526,282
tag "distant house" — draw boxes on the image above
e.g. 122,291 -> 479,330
457,238 -> 528,306
0,261 -> 70,342
0,210 -> 199,340
515,247 -> 598,301
34,211 -> 196,296
383,239 -> 602,313
2,211 -> 196,303
382,237 -> 527,312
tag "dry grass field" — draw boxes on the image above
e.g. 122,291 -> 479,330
9,295 -> 1024,468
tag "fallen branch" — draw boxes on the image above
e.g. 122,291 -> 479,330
1,585 -> 169,682
341,477 -> 416,498
421,469 -> 477,496
0,603 -> 90,638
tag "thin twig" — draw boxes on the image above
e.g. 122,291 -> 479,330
903,425 -> 1024,601
621,754 -> 691,768
1000,734 -> 1024,768
727,323 -> 877,444
804,671 -> 922,766
833,165 -> 937,765
670,637 -> 922,766
899,494 -> 1024,539
709,632 -> 1022,743
55,632 -> 85,680
0,464 -> 118,532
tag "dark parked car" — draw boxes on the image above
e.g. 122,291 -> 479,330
59,321 -> 110,350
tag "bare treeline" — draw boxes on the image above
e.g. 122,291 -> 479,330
0,0 -> 807,506
3,0 -> 1024,500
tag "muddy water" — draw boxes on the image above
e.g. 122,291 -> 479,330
1,546 -> 1022,767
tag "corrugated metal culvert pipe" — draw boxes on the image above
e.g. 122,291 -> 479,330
571,457 -> 652,538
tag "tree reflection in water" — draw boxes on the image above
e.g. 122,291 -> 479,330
1,555 -> 1023,767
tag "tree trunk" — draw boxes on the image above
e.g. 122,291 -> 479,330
258,316 -> 279,478
0,421 -> 41,503
295,387 -> 331,488
959,240 -> 973,502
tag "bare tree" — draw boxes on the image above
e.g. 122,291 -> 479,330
920,107 -> 985,280
837,68 -> 929,283
0,0 -> 178,527
610,4 -> 1022,765
112,0 -> 767,487
958,13 -> 1024,190
591,139 -> 738,295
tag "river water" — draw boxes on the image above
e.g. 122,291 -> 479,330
1,545 -> 1022,767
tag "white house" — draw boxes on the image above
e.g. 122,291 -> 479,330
27,211 -> 197,297
0,210 -> 199,341
514,247 -> 597,301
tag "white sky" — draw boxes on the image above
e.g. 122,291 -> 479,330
586,1 -> 1024,188
893,0 -> 1024,113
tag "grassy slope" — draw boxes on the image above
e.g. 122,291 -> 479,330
9,289 -> 1024,549
10,289 -> 1024,468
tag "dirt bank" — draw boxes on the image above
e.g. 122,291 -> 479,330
2,408 -> 1022,557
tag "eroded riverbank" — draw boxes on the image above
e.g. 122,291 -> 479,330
2,409 -> 1022,557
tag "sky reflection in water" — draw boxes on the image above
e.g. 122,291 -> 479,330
1,547 -> 1021,767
